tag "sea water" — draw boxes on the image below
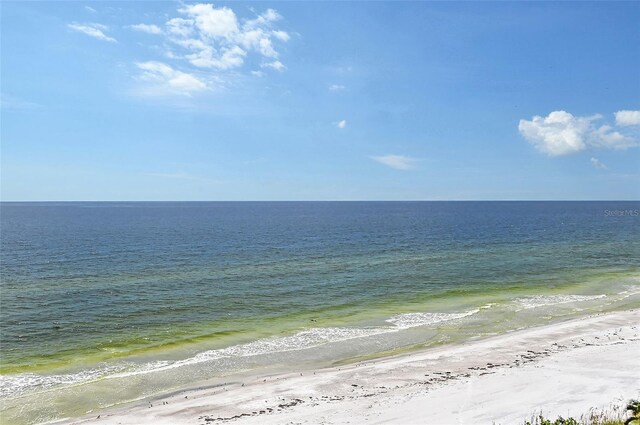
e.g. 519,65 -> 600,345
1,201 -> 639,424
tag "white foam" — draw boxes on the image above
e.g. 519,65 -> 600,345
0,363 -> 128,398
386,309 -> 479,329
514,294 -> 607,310
616,285 -> 640,300
0,360 -> 176,399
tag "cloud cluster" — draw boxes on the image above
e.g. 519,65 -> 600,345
123,4 -> 291,96
518,110 -> 638,156
154,4 -> 290,72
370,155 -> 418,170
136,61 -> 207,96
68,4 -> 291,97
68,23 -> 117,43
615,110 -> 640,127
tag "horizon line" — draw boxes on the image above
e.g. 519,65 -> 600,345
1,200 -> 639,203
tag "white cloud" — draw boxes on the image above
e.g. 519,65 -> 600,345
173,37 -> 208,51
337,120 -> 346,129
518,110 -> 638,156
135,61 -> 207,96
166,18 -> 194,37
272,30 -> 290,42
158,4 -> 289,72
258,38 -> 277,58
589,124 -> 638,150
130,23 -> 162,34
590,157 -> 608,170
518,111 -> 591,155
615,110 -> 640,126
370,155 -> 418,170
262,60 -> 285,71
329,84 -> 346,92
187,45 -> 246,69
179,3 -> 239,39
68,23 -> 117,42
244,8 -> 282,29
84,6 -> 96,13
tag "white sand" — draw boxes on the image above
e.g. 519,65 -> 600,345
64,310 -> 640,425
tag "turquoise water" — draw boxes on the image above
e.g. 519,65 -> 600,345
1,201 -> 639,424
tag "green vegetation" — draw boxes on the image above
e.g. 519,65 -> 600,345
524,418 -> 581,425
625,400 -> 640,425
523,400 -> 639,425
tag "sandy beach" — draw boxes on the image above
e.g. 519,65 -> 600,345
61,309 -> 640,425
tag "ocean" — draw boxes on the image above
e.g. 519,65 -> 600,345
1,201 -> 639,424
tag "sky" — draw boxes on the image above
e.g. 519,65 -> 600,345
1,1 -> 639,201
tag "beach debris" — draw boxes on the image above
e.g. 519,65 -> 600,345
201,398 -> 306,422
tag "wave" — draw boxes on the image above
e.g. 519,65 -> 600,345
514,294 -> 607,310
0,309 -> 478,398
0,363 -> 128,398
616,285 -> 640,301
386,310 -> 479,329
110,309 -> 479,377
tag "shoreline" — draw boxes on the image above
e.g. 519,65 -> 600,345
59,308 -> 640,425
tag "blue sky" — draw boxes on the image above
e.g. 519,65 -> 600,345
2,1 -> 639,201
